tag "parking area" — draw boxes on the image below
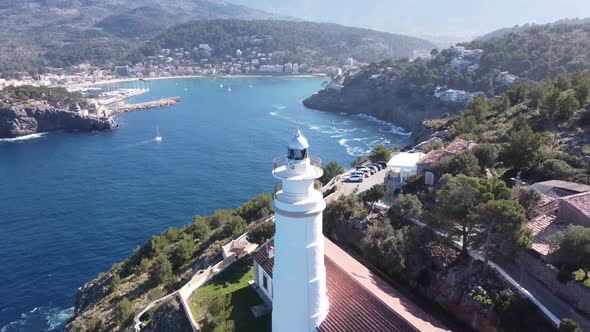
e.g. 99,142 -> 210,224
340,168 -> 387,196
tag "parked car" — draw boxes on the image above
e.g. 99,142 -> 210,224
345,175 -> 364,183
367,165 -> 380,173
372,163 -> 384,171
352,171 -> 369,178
356,167 -> 375,175
376,161 -> 387,169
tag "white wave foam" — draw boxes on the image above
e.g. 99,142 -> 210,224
47,307 -> 74,330
272,105 -> 286,110
353,113 -> 412,136
1,306 -> 73,332
308,125 -> 321,130
0,133 -> 46,142
269,111 -> 277,116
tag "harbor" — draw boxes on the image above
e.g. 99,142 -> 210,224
111,97 -> 181,114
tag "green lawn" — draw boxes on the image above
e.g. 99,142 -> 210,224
189,256 -> 271,332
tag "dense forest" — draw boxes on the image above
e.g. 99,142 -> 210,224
466,23 -> 590,82
0,1 -> 433,73
0,85 -> 85,108
139,20 -> 435,66
0,0 -> 281,73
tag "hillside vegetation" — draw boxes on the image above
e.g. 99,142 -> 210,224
304,22 -> 590,136
427,71 -> 590,184
139,20 -> 436,66
66,194 -> 273,332
0,0 -> 281,72
0,1 -> 434,74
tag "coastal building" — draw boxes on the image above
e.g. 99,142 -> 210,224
253,131 -> 449,332
386,151 -> 425,189
497,71 -> 520,85
416,138 -> 477,186
526,180 -> 590,258
114,65 -> 130,77
434,86 -> 483,104
258,64 -> 284,73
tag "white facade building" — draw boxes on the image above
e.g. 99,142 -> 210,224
271,131 -> 329,332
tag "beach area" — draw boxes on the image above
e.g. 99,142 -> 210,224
72,73 -> 326,88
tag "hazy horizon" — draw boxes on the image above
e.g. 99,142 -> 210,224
227,0 -> 590,44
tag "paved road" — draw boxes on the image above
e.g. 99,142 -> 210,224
341,169 -> 387,196
495,258 -> 590,331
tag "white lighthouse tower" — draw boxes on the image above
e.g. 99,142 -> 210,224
271,130 -> 329,332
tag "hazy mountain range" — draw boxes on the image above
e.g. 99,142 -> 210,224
0,0 -> 437,72
226,0 -> 590,45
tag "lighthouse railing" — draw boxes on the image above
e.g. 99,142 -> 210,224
273,180 -> 323,198
272,155 -> 322,171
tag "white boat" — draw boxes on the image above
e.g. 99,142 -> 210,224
154,126 -> 162,142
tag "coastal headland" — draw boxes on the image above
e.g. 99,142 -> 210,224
0,103 -> 117,139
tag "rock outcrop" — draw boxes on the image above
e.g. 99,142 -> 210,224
303,85 -> 459,144
0,103 -> 117,138
142,296 -> 193,332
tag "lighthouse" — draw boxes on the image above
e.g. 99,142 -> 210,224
271,130 -> 329,332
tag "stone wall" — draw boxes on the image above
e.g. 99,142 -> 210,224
517,252 -> 590,315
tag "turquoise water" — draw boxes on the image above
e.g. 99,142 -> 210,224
0,77 -> 410,331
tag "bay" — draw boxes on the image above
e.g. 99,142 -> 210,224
0,77 -> 410,331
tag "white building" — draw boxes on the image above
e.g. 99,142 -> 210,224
386,151 -> 425,186
258,64 -> 284,73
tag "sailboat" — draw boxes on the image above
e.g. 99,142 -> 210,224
154,126 -> 162,142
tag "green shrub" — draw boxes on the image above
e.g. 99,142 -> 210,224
559,318 -> 583,332
572,269 -> 586,282
235,193 -> 273,222
114,298 -> 134,327
473,143 -> 499,169
536,159 -> 576,181
247,221 -> 275,245
150,254 -> 173,284
369,145 -> 392,162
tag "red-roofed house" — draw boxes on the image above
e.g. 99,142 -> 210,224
526,188 -> 590,258
416,138 -> 477,186
557,191 -> 590,226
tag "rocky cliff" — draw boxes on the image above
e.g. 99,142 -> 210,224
0,104 -> 117,138
303,84 -> 457,144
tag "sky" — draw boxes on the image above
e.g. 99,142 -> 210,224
227,0 -> 590,44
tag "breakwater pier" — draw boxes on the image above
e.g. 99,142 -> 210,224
111,97 -> 180,114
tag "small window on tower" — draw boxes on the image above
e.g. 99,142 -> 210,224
288,148 -> 307,161
263,275 -> 268,290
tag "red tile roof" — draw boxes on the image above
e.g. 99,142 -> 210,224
253,239 -> 449,332
562,191 -> 590,218
525,200 -> 562,256
318,258 -> 417,332
253,242 -> 274,278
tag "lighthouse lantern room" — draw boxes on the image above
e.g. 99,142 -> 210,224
271,130 -> 329,332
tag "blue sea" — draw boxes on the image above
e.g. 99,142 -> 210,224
0,77 -> 410,331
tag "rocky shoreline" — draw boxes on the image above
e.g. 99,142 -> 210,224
302,86 -> 459,144
0,104 -> 118,139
